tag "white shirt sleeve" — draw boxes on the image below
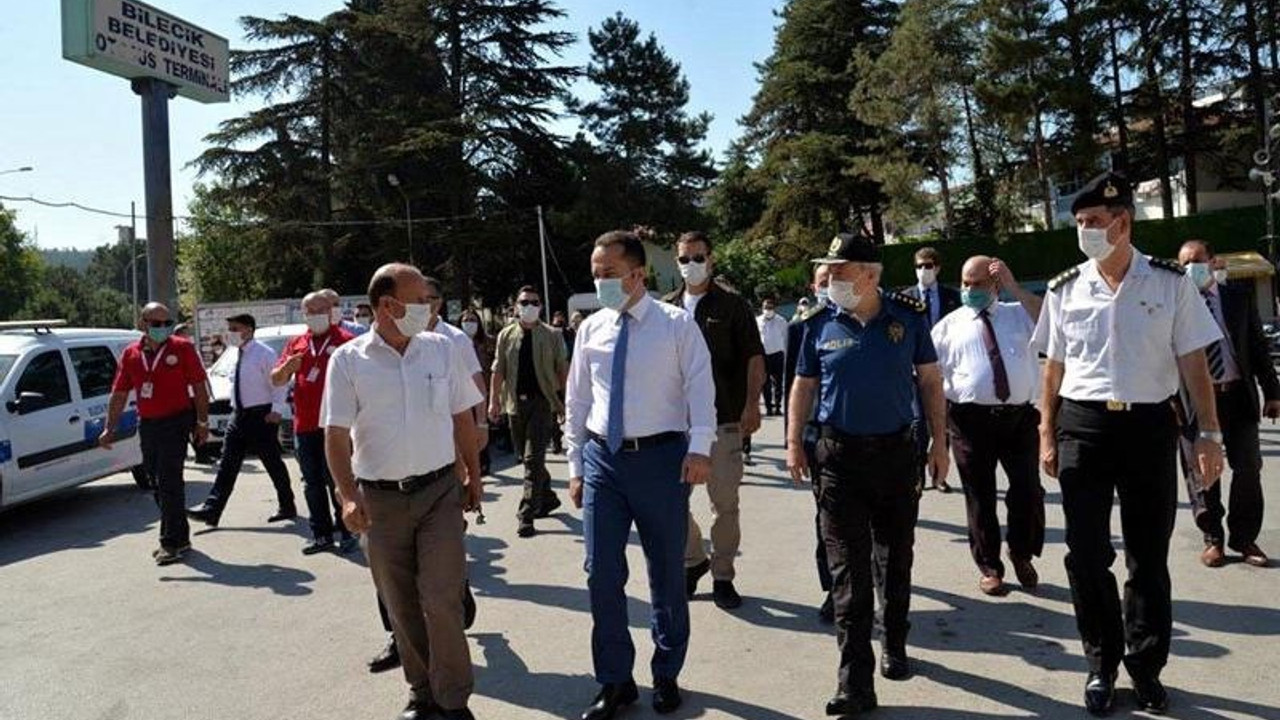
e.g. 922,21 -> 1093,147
264,345 -> 288,415
1172,274 -> 1224,356
449,340 -> 484,414
321,351 -> 357,429
678,311 -> 717,457
929,319 -> 951,379
1031,289 -> 1065,361
565,323 -> 593,478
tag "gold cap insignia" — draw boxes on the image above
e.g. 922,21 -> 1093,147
829,236 -> 843,255
888,320 -> 905,344
1103,181 -> 1119,199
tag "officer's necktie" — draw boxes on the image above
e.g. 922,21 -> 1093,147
606,313 -> 630,453
978,309 -> 1011,402
233,347 -> 245,409
1204,293 -> 1227,381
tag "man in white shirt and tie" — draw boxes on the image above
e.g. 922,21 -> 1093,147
323,264 -> 483,720
188,313 -> 295,526
931,257 -> 1045,597
565,231 -> 716,720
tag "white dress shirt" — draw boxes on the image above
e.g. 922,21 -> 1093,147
1202,285 -> 1242,382
230,339 -> 288,414
1032,253 -> 1221,403
564,293 -> 717,478
932,302 -> 1039,405
431,319 -> 484,378
322,330 -> 483,481
757,313 -> 789,355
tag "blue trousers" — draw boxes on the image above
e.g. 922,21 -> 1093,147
583,435 -> 690,684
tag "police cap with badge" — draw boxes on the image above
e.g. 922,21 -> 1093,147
1070,171 -> 1134,215
813,232 -> 882,265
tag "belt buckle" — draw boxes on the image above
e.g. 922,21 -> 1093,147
623,438 -> 641,452
397,477 -> 414,493
1105,400 -> 1128,412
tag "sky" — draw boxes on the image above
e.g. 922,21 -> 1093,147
0,0 -> 780,250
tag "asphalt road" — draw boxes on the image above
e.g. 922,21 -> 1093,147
2,416 -> 1278,720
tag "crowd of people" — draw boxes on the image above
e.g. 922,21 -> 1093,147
93,171 -> 1274,720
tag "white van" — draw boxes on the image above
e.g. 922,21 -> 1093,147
0,321 -> 148,510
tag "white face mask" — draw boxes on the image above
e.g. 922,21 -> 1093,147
305,313 -> 331,334
916,267 -> 937,286
595,277 -> 628,311
1077,218 -> 1118,261
518,304 -> 541,324
461,321 -> 479,337
1213,268 -> 1229,285
1185,262 -> 1213,290
392,302 -> 432,337
679,261 -> 709,286
224,330 -> 246,349
815,287 -> 830,306
828,279 -> 862,310
763,309 -> 776,320
355,314 -> 373,327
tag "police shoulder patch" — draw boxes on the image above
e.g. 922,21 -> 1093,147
1047,266 -> 1081,292
1149,257 -> 1185,275
885,291 -> 925,313
797,303 -> 827,323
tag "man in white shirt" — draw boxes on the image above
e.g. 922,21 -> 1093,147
188,313 -> 295,527
757,296 -> 789,416
931,257 -> 1044,597
566,231 -> 715,720
323,264 -> 483,720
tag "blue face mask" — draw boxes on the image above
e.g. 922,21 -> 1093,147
596,278 -> 628,311
147,326 -> 173,344
1185,262 -> 1213,290
961,288 -> 994,310
815,288 -> 830,306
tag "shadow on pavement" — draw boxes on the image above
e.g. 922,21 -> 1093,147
158,549 -> 316,596
0,474 -> 211,567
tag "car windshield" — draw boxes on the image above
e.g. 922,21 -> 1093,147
0,354 -> 17,385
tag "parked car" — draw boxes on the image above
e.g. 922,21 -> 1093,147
205,324 -> 305,455
0,321 -> 149,510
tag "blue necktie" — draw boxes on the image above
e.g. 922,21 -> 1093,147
606,313 -> 630,453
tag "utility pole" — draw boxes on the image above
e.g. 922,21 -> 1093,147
537,205 -> 551,322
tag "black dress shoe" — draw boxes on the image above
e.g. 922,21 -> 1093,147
536,494 -> 563,518
302,537 -> 334,555
1132,674 -> 1168,714
368,636 -> 400,673
880,647 -> 910,680
1084,671 -> 1117,716
439,708 -> 476,720
517,521 -> 536,538
268,506 -> 298,523
826,688 -> 878,716
397,697 -> 440,720
712,580 -> 743,609
582,681 -> 638,720
463,582 -> 477,630
818,594 -> 835,624
685,559 -> 710,599
186,505 -> 220,527
338,533 -> 359,554
652,678 -> 682,714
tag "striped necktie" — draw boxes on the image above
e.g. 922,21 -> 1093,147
1204,293 -> 1226,381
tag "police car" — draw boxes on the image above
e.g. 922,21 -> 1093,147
0,321 -> 148,510
205,323 -> 304,454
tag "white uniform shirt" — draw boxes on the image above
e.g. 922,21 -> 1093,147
932,301 -> 1039,405
431,319 -> 484,378
321,330 -> 483,481
1202,284 -> 1242,382
756,313 -> 789,355
1031,253 -> 1222,403
564,293 -> 716,478
230,339 -> 288,414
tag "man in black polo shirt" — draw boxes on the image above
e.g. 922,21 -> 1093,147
662,231 -> 765,610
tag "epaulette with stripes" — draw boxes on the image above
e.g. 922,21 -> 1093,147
1149,257 -> 1185,275
1047,266 -> 1081,292
885,291 -> 926,313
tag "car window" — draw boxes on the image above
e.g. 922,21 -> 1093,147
0,354 -> 17,385
209,347 -> 236,377
15,351 -> 72,408
69,346 -> 118,399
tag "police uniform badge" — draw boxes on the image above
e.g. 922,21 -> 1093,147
829,236 -> 843,255
887,320 -> 905,344
1103,181 -> 1119,199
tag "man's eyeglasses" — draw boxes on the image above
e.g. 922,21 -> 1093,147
145,319 -> 175,328
518,299 -> 542,307
677,254 -> 708,265
916,262 -> 937,270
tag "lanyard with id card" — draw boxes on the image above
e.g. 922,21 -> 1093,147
306,336 -> 331,383
140,347 -> 166,399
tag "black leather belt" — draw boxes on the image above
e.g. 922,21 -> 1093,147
819,424 -> 913,446
359,465 -> 452,493
951,402 -> 1034,415
1065,398 -> 1171,413
1213,380 -> 1240,394
588,430 -> 684,452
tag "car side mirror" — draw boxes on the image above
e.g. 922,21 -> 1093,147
7,391 -> 47,415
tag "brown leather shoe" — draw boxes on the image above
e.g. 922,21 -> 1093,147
1011,556 -> 1039,590
1236,542 -> 1269,567
979,574 -> 1005,596
1200,543 -> 1226,568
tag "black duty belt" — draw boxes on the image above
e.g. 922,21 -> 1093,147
1064,398 -> 1172,413
819,424 -> 913,447
588,430 -> 685,453
951,402 -> 1034,415
359,465 -> 453,493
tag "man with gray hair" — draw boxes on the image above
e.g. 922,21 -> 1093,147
319,287 -> 367,336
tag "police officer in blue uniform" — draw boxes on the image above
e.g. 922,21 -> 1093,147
787,234 -> 949,717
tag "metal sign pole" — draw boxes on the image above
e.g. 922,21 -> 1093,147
132,77 -> 177,312
537,205 -> 551,323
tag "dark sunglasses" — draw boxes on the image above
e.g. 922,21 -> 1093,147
677,254 -> 707,265
146,319 -> 175,328
518,299 -> 542,307
916,262 -> 937,270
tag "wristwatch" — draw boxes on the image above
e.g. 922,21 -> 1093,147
196,420 -> 209,428
1198,430 -> 1223,444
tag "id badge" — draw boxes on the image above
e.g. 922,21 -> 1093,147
140,382 -> 154,399
306,367 -> 320,383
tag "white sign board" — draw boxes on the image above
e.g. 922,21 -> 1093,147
61,0 -> 230,103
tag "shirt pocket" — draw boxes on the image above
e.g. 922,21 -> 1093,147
1061,311 -> 1101,358
427,376 -> 451,414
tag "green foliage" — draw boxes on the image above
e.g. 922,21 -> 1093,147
0,204 -> 45,320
